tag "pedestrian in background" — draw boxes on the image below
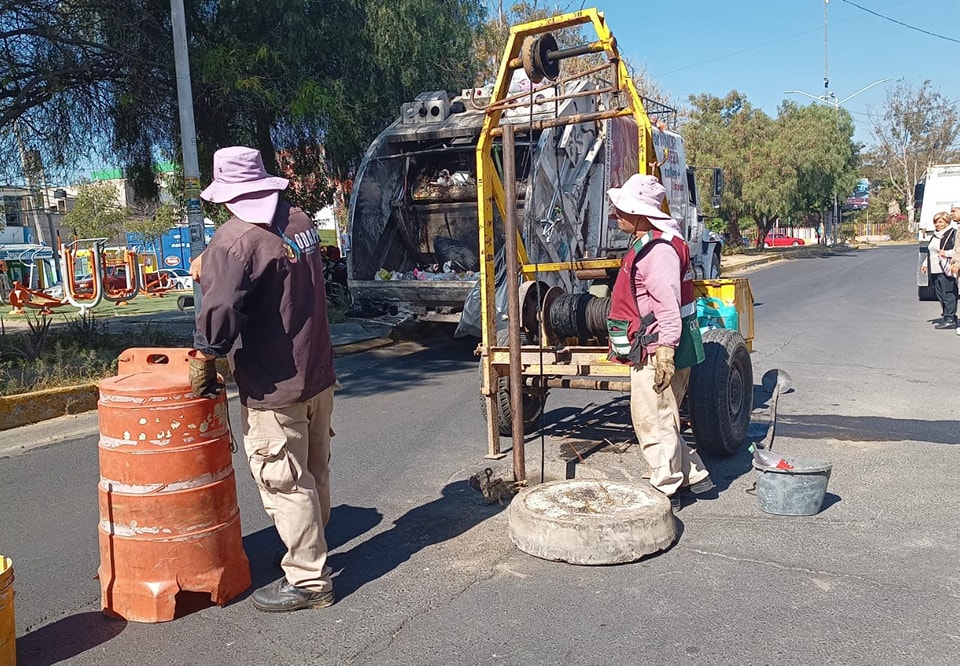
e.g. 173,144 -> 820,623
922,210 -> 957,330
190,146 -> 339,612
605,173 -> 715,511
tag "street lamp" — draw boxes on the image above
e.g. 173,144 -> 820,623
785,80 -> 889,246
782,2 -> 892,244
784,78 -> 891,112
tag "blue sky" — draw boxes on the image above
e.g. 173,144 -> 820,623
591,0 -> 959,145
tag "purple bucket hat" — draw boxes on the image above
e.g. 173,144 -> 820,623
200,146 -> 289,204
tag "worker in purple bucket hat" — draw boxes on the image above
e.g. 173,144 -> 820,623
190,146 -> 339,612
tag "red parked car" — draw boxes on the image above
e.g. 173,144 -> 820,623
762,233 -> 805,248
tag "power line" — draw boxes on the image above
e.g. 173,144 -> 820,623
839,0 -> 960,43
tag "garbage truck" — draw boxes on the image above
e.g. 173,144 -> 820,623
346,68 -> 724,323
347,8 -> 754,466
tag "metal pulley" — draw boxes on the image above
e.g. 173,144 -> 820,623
520,33 -> 561,83
516,32 -> 609,84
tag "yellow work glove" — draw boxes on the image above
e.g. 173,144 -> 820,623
188,350 -> 221,399
652,346 -> 675,394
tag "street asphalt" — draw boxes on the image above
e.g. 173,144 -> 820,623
1,242 -> 956,665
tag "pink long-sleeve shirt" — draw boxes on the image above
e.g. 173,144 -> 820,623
633,241 -> 682,351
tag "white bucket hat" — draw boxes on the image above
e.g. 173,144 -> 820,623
607,174 -> 677,233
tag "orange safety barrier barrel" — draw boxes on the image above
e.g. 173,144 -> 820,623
97,348 -> 251,623
0,556 -> 14,666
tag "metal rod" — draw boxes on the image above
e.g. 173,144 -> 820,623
524,377 -> 631,392
371,142 -> 536,162
492,84 -> 621,113
502,125 -> 526,483
491,107 -> 633,137
485,61 -> 618,113
507,40 -> 605,69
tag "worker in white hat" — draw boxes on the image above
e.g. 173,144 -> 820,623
605,173 -> 715,512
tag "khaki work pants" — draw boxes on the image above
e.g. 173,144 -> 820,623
630,358 -> 709,497
241,386 -> 335,593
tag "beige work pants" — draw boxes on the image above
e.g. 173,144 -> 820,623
241,386 -> 334,593
630,358 -> 709,497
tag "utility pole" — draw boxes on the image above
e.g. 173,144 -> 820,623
170,0 -> 206,307
13,122 -> 46,246
785,0 -> 889,245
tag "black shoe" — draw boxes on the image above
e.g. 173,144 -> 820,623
686,476 -> 716,495
251,577 -> 335,613
669,494 -> 681,512
934,318 -> 957,329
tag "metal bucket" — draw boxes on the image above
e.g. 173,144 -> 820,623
753,457 -> 832,516
0,555 -> 14,666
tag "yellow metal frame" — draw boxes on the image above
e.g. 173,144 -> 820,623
476,8 -> 655,356
475,9 -> 660,458
474,9 -> 752,459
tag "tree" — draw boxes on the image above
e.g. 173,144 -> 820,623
127,202 -> 178,246
683,91 -> 771,246
864,80 -> 960,230
62,181 -> 130,239
684,91 -> 859,247
2,0 -> 485,204
777,100 -> 858,239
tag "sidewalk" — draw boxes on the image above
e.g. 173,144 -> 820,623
719,241 -> 850,274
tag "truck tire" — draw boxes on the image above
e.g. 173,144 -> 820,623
478,330 -> 546,437
688,328 -> 753,456
918,285 -> 937,301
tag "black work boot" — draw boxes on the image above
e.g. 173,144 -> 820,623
934,317 -> 957,330
669,494 -> 682,512
681,475 -> 718,500
251,577 -> 335,612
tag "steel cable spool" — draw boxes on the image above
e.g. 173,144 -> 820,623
548,292 -> 610,343
585,296 -> 611,342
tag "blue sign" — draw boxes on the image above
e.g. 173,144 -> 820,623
126,225 -> 215,268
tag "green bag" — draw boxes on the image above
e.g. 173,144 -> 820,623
674,312 -> 705,369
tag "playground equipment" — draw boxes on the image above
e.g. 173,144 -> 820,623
0,244 -> 69,315
0,238 -> 176,315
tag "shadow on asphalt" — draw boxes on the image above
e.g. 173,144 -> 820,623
326,479 -> 506,600
537,397 -> 633,443
15,611 -> 127,665
240,503 -> 385,594
775,414 -> 957,445
335,335 -> 477,399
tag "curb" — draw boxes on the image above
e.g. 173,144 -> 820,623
0,336 -> 396,433
722,244 -> 849,273
0,384 -> 100,432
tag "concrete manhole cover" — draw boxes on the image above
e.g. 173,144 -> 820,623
508,479 -> 676,565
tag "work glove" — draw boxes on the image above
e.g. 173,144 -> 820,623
652,346 -> 676,394
188,350 -> 221,399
